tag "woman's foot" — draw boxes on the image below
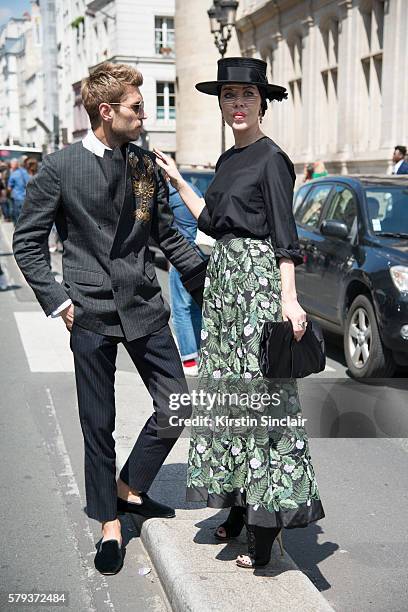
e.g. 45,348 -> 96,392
236,526 -> 283,568
215,506 -> 246,541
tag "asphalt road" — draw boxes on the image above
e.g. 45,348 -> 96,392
1,222 -> 408,612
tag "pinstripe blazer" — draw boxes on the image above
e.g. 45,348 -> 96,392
13,141 -> 204,341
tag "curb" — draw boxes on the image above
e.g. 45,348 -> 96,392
132,514 -> 335,612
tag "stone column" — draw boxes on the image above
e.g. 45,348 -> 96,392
336,0 -> 354,162
175,0 -> 240,167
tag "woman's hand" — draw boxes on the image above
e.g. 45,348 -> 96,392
282,296 -> 307,342
153,148 -> 184,190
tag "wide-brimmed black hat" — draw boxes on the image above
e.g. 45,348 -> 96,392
195,57 -> 287,101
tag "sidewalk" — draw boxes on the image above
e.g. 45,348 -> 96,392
114,363 -> 334,612
2,220 -> 334,612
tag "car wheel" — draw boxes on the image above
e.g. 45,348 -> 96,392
344,295 -> 396,378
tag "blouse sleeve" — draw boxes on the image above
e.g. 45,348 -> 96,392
197,205 -> 218,237
260,151 -> 303,267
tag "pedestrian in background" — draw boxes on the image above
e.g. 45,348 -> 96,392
0,163 -> 12,221
391,145 -> 408,174
0,262 -> 7,290
0,171 -> 10,221
7,158 -> 29,225
303,162 -> 314,182
25,157 -> 39,177
167,172 -> 204,377
312,160 -> 328,179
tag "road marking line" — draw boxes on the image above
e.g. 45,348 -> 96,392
14,311 -> 74,372
44,388 -> 116,611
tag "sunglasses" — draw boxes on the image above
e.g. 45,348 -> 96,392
108,101 -> 145,117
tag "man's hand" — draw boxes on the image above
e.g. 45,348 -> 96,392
61,304 -> 74,331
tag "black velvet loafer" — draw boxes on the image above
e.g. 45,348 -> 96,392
94,539 -> 124,575
117,493 -> 175,518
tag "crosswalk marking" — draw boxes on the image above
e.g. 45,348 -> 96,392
14,311 -> 74,372
13,311 -> 338,375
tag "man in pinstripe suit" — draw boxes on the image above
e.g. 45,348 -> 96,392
13,63 -> 204,575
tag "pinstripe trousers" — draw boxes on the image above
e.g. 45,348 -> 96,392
70,321 -> 191,522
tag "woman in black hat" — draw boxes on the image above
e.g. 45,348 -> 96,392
154,57 -> 325,569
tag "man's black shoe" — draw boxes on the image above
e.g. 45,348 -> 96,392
117,493 -> 175,518
94,539 -> 124,575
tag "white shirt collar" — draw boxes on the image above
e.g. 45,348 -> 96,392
393,159 -> 404,173
82,130 -> 112,158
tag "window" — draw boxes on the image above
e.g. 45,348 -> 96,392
295,184 -> 332,229
156,82 -> 175,121
320,18 -> 339,152
360,0 -> 384,148
288,35 -> 302,102
287,34 -> 303,151
325,186 -> 357,233
293,184 -> 311,215
365,186 -> 408,233
155,16 -> 175,56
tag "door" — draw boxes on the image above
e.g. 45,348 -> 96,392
294,183 -> 334,312
312,184 -> 358,323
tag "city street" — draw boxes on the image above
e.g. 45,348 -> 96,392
1,220 -> 408,612
1,0 -> 408,610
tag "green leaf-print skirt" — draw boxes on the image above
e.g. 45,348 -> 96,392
186,237 -> 325,529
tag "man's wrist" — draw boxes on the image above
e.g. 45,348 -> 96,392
50,299 -> 72,318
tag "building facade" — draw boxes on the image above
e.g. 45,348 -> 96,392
56,0 -> 176,150
0,1 -> 61,152
0,16 -> 31,146
176,0 -> 408,177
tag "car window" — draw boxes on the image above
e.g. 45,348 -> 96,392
293,184 -> 310,214
325,186 -> 357,233
364,186 -> 408,233
295,184 -> 332,229
181,172 -> 214,196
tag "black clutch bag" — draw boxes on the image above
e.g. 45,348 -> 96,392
259,318 -> 326,378
180,258 -> 209,308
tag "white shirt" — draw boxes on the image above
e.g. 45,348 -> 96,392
81,129 -> 112,158
50,131 -> 112,317
393,159 -> 404,175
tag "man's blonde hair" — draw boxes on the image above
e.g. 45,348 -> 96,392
81,62 -> 143,128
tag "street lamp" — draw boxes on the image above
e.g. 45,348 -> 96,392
207,0 -> 239,152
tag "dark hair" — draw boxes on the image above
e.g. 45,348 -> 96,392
395,145 -> 407,157
217,84 -> 268,117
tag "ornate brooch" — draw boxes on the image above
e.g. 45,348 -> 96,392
129,152 -> 155,223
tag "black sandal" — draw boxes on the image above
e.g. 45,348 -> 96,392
236,525 -> 283,568
214,506 -> 246,541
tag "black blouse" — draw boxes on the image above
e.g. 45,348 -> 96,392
197,136 -> 303,266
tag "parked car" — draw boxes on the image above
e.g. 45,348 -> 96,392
293,175 -> 408,378
179,168 -> 214,196
149,168 -> 215,267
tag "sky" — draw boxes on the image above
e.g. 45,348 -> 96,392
0,0 -> 32,28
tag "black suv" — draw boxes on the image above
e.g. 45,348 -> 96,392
293,175 -> 408,378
